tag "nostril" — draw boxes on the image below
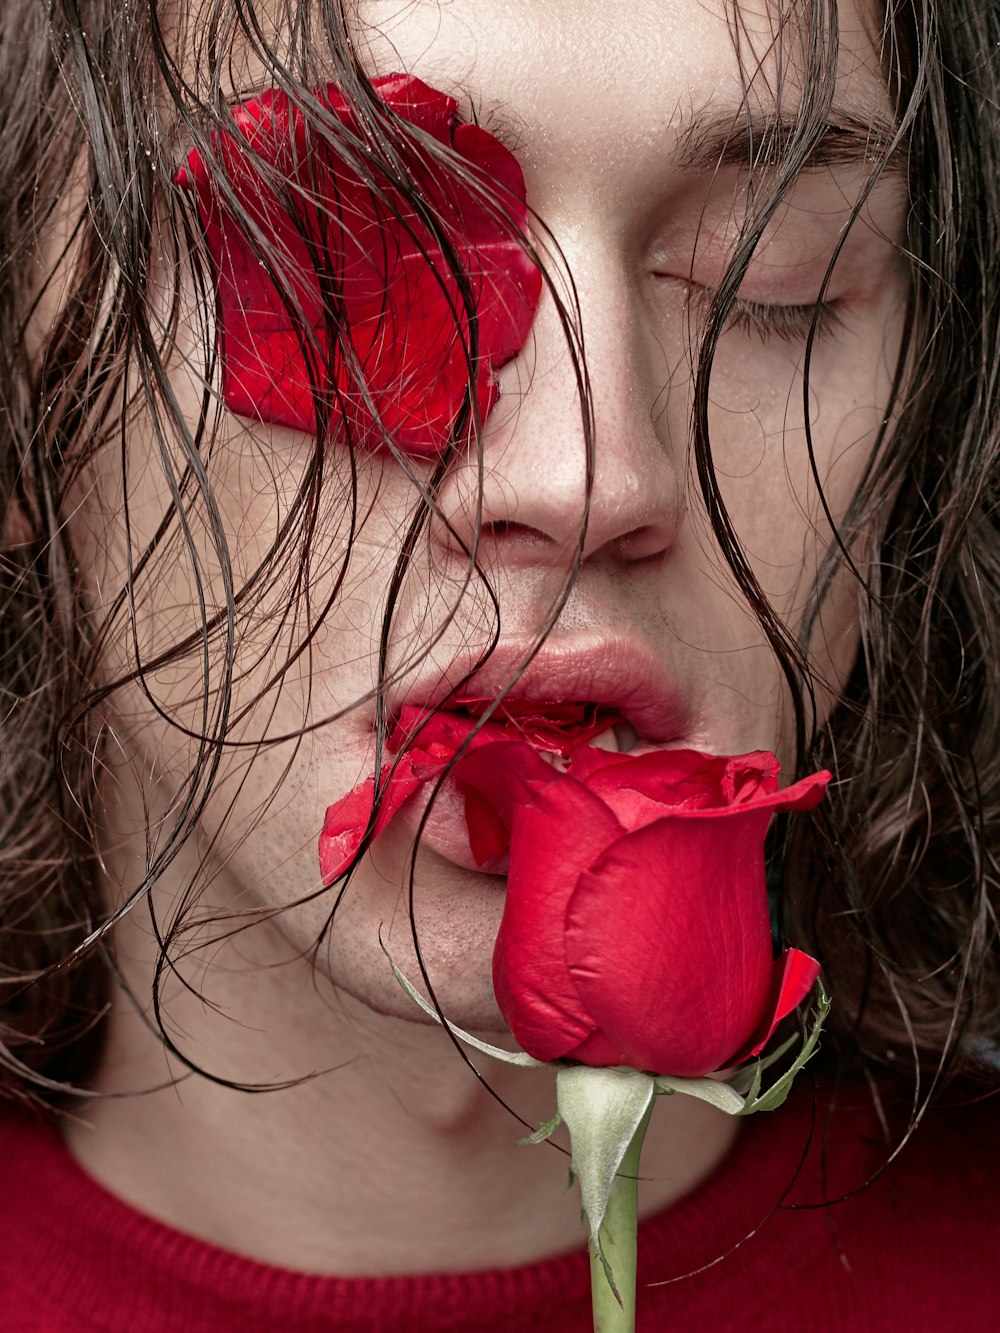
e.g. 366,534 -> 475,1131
612,522 -> 673,564
478,520 -> 554,546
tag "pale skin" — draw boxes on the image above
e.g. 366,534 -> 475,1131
61,0 -> 905,1276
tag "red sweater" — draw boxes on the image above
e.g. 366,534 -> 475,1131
0,1083 -> 995,1331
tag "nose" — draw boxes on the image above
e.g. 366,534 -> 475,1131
432,240 -> 683,570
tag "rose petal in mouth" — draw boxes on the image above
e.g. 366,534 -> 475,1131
320,702 -> 645,880
450,697 -> 624,757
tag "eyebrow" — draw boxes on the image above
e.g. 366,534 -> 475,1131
467,93 -> 905,187
676,107 -> 904,177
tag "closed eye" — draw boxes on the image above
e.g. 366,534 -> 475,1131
655,272 -> 846,346
724,296 -> 843,343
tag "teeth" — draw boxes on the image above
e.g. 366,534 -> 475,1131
590,726 -> 619,752
590,722 -> 639,754
614,722 -> 639,752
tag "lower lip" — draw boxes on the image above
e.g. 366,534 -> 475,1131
395,774 -> 510,876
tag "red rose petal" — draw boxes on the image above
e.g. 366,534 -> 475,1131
318,757 -> 430,883
742,946 -> 823,1061
565,808 -> 777,1075
454,698 -> 622,756
462,783 -> 511,867
451,737 -> 559,838
492,777 -> 627,1063
318,710 -> 533,882
176,75 -> 541,454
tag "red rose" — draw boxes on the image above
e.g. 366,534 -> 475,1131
319,709 -> 826,1079
456,740 -> 826,1077
175,75 -> 541,454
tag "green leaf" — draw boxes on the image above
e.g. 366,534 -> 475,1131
555,1067 -> 655,1264
387,954 -> 546,1068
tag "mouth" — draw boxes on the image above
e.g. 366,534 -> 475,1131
448,696 -> 639,758
386,701 -> 651,874
380,639 -> 690,869
388,635 -> 689,757
319,639 -> 693,885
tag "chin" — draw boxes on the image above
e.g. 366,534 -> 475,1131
316,831 -> 511,1035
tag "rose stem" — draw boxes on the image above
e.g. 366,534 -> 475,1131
588,1103 -> 653,1333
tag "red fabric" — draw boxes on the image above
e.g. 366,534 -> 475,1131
0,1082 -> 996,1331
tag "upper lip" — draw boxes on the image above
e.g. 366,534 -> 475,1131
386,634 -> 690,746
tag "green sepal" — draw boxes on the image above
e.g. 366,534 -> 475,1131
517,1111 -> 563,1146
726,1032 -> 798,1095
728,1057 -> 764,1106
653,1073 -> 746,1115
736,978 -> 831,1116
649,979 -> 830,1119
386,953 -> 546,1068
555,1065 -> 655,1298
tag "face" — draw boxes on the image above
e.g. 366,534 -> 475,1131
74,0 -> 906,1035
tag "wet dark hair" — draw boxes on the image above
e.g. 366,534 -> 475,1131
0,0 -> 997,1109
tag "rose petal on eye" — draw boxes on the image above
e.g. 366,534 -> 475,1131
370,72 -> 457,138
450,122 -> 541,367
175,74 -> 541,454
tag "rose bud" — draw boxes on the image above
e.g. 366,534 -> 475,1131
455,740 -> 828,1078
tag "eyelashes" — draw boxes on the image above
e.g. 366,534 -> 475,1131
658,274 -> 844,347
723,296 -> 843,344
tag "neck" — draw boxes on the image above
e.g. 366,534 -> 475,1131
67,912 -> 738,1276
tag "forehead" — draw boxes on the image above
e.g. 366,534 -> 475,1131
352,0 -> 894,174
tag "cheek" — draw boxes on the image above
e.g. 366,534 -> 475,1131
69,399 -> 420,888
693,295 -> 904,720
71,262 -> 412,748
78,418 -> 387,712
